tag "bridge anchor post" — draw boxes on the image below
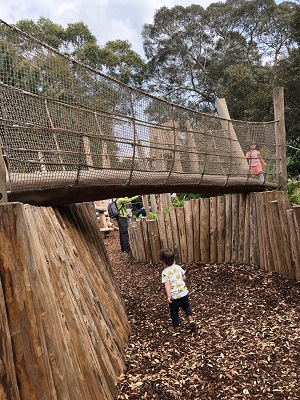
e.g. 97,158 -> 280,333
273,87 -> 287,189
0,145 -> 8,203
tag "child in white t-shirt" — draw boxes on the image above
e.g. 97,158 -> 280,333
160,248 -> 196,335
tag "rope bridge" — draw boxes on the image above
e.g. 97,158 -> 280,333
0,20 -> 281,206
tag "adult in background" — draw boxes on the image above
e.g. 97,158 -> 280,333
116,195 -> 140,253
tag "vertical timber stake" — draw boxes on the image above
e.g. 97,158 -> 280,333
0,145 -> 8,203
273,87 -> 287,189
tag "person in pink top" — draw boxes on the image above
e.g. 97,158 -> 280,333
246,142 -> 266,182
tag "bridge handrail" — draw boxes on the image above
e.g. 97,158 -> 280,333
0,20 -> 280,205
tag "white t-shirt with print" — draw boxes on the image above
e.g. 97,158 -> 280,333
161,264 -> 188,299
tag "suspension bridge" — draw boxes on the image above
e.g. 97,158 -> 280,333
0,20 -> 286,206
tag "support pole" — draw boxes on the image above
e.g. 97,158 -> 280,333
0,145 -> 8,203
215,98 -> 249,175
150,194 -> 157,214
142,194 -> 150,217
273,87 -> 287,189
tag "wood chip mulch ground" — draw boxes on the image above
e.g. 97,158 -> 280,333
104,230 -> 300,400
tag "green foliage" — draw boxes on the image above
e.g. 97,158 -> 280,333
76,40 -> 147,87
286,180 -> 300,205
15,18 -> 97,56
100,40 -> 147,87
177,193 -> 202,201
142,4 -> 216,110
162,206 -> 171,214
63,22 -> 97,54
0,39 -> 40,93
290,193 -> 300,206
217,64 -> 275,121
161,196 -> 184,213
162,193 -> 200,213
16,18 -> 65,49
136,211 -> 156,221
291,4 -> 300,44
149,211 -> 157,220
14,18 -> 147,87
286,147 -> 300,179
276,47 -> 300,177
171,195 -> 186,208
142,0 -> 297,115
286,180 -> 300,195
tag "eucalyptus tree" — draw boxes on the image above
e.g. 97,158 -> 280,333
14,18 -> 147,87
275,2 -> 300,177
142,4 -> 217,111
15,17 -> 66,50
142,0 -> 297,119
76,39 -> 147,87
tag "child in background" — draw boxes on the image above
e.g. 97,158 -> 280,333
246,142 -> 266,182
126,202 -> 133,224
160,248 -> 196,335
135,207 -> 146,220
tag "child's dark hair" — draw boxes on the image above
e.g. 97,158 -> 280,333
159,248 -> 175,266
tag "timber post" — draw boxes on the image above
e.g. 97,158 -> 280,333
150,194 -> 157,214
215,98 -> 249,175
273,87 -> 287,189
142,194 -> 150,217
0,143 -> 8,203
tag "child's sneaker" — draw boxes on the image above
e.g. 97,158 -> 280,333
168,326 -> 180,335
188,316 -> 196,330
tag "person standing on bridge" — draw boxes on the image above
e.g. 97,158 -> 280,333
246,142 -> 266,182
116,195 -> 140,254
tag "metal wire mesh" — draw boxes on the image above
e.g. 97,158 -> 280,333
0,19 -> 277,203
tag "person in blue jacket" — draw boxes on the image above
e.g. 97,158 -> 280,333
135,207 -> 146,220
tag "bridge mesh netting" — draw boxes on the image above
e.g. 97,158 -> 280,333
0,20 -> 277,204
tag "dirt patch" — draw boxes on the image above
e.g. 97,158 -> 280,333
104,230 -> 300,400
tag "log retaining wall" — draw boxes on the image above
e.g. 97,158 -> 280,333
129,191 -> 300,281
0,202 -> 129,399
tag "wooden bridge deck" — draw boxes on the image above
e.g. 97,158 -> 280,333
8,169 -> 276,205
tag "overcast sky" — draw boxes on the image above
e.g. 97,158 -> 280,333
0,0 -> 217,57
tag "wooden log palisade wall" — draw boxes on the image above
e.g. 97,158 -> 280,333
0,202 -> 130,400
129,191 -> 300,281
